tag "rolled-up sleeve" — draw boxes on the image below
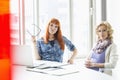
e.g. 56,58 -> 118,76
63,36 -> 76,51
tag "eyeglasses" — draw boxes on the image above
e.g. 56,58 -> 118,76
27,24 -> 41,37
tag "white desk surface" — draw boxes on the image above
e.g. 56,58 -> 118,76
12,60 -> 114,80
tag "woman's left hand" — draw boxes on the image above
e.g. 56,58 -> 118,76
68,59 -> 74,64
85,59 -> 96,67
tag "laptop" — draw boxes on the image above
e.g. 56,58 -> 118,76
11,45 -> 35,67
11,45 -> 57,67
11,45 -> 54,68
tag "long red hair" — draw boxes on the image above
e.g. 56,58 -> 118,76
43,18 -> 65,51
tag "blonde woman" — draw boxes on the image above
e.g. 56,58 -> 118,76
85,21 -> 118,75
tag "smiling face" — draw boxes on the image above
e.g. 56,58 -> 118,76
48,23 -> 58,35
97,25 -> 108,41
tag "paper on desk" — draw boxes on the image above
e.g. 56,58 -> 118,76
27,63 -> 79,76
47,65 -> 79,76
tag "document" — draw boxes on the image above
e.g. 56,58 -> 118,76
27,62 -> 79,76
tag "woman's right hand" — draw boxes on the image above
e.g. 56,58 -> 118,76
31,36 -> 36,44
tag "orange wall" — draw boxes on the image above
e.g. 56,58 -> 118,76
0,0 -> 11,80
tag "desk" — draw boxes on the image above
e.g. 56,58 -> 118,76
12,60 -> 114,80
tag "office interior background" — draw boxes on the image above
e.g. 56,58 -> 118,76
10,0 -> 120,78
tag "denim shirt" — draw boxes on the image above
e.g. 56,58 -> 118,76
36,36 -> 75,62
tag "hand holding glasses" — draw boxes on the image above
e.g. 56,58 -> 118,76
27,24 -> 41,43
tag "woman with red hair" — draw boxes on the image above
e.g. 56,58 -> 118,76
32,18 -> 77,64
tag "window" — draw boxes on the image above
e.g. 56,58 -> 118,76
10,0 -> 96,60
107,0 -> 120,55
10,0 -> 20,45
24,0 -> 36,45
38,0 -> 70,38
72,0 -> 90,57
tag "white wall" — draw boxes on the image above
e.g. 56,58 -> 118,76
107,0 -> 120,79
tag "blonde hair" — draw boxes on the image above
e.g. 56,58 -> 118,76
96,21 -> 113,41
